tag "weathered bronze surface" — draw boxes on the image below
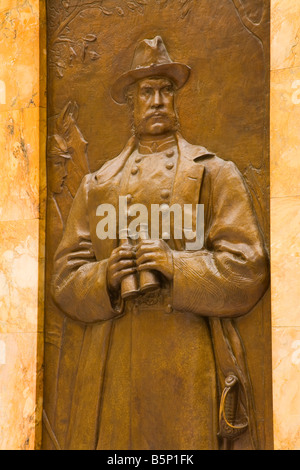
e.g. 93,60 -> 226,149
43,0 -> 272,450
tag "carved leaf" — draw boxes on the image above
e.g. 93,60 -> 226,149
115,6 -> 125,16
89,50 -> 101,60
127,1 -> 137,8
156,0 -> 169,8
56,67 -> 65,79
180,6 -> 191,19
82,44 -> 88,61
101,6 -> 114,15
127,1 -> 142,12
69,46 -> 77,65
61,0 -> 70,10
84,34 -> 97,42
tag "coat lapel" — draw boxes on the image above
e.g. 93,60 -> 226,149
170,134 -> 213,250
96,135 -> 137,185
171,133 -> 213,206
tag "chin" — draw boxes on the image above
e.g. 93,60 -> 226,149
135,116 -> 177,138
147,124 -> 172,135
53,184 -> 64,195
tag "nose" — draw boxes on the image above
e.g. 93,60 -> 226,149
152,89 -> 163,108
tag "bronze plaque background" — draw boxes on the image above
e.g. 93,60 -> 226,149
44,0 -> 272,449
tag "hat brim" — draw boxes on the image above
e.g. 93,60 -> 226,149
111,62 -> 191,104
48,152 -> 71,160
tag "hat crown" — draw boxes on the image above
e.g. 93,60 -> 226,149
111,36 -> 190,104
131,36 -> 172,70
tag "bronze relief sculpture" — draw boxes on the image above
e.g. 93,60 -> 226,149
44,34 -> 270,450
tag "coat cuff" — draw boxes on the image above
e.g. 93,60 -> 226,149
171,251 -> 187,312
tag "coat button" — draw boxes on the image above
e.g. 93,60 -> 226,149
151,142 -> 158,152
128,205 -> 138,217
165,304 -> 173,314
166,150 -> 174,158
160,204 -> 169,213
166,161 -> 174,170
161,189 -> 170,199
135,155 -> 142,163
131,166 -> 139,175
126,194 -> 133,203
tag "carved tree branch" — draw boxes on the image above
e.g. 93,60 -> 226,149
50,0 -> 103,47
50,0 -> 195,49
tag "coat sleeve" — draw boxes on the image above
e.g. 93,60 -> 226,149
172,161 -> 269,317
51,174 -> 124,323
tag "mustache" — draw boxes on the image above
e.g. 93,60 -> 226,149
137,111 -> 177,127
128,106 -> 180,136
146,111 -> 169,118
135,113 -> 178,131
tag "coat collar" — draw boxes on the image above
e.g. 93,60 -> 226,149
176,133 -> 215,161
96,133 -> 214,185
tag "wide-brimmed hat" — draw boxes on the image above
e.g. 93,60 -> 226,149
111,36 -> 191,104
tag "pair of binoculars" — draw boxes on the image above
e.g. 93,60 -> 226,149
121,265 -> 160,300
119,225 -> 160,300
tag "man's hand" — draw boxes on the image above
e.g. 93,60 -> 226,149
135,239 -> 174,281
107,243 -> 136,295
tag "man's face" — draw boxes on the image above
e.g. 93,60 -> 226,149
49,155 -> 69,195
131,77 -> 178,137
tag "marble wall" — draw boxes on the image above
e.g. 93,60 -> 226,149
0,0 -> 299,450
0,0 -> 46,449
271,0 -> 300,450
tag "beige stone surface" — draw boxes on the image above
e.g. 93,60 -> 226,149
0,219 -> 40,334
0,0 -> 20,13
0,331 -> 42,450
0,0 -> 40,111
271,67 -> 300,198
0,0 -> 45,450
272,327 -> 300,450
271,196 -> 300,328
0,107 -> 40,221
271,1 -> 300,451
271,0 -> 300,70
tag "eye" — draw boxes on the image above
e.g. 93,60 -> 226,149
162,85 -> 174,95
141,87 -> 152,97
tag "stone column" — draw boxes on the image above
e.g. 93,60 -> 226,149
271,0 -> 300,451
0,0 -> 46,449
